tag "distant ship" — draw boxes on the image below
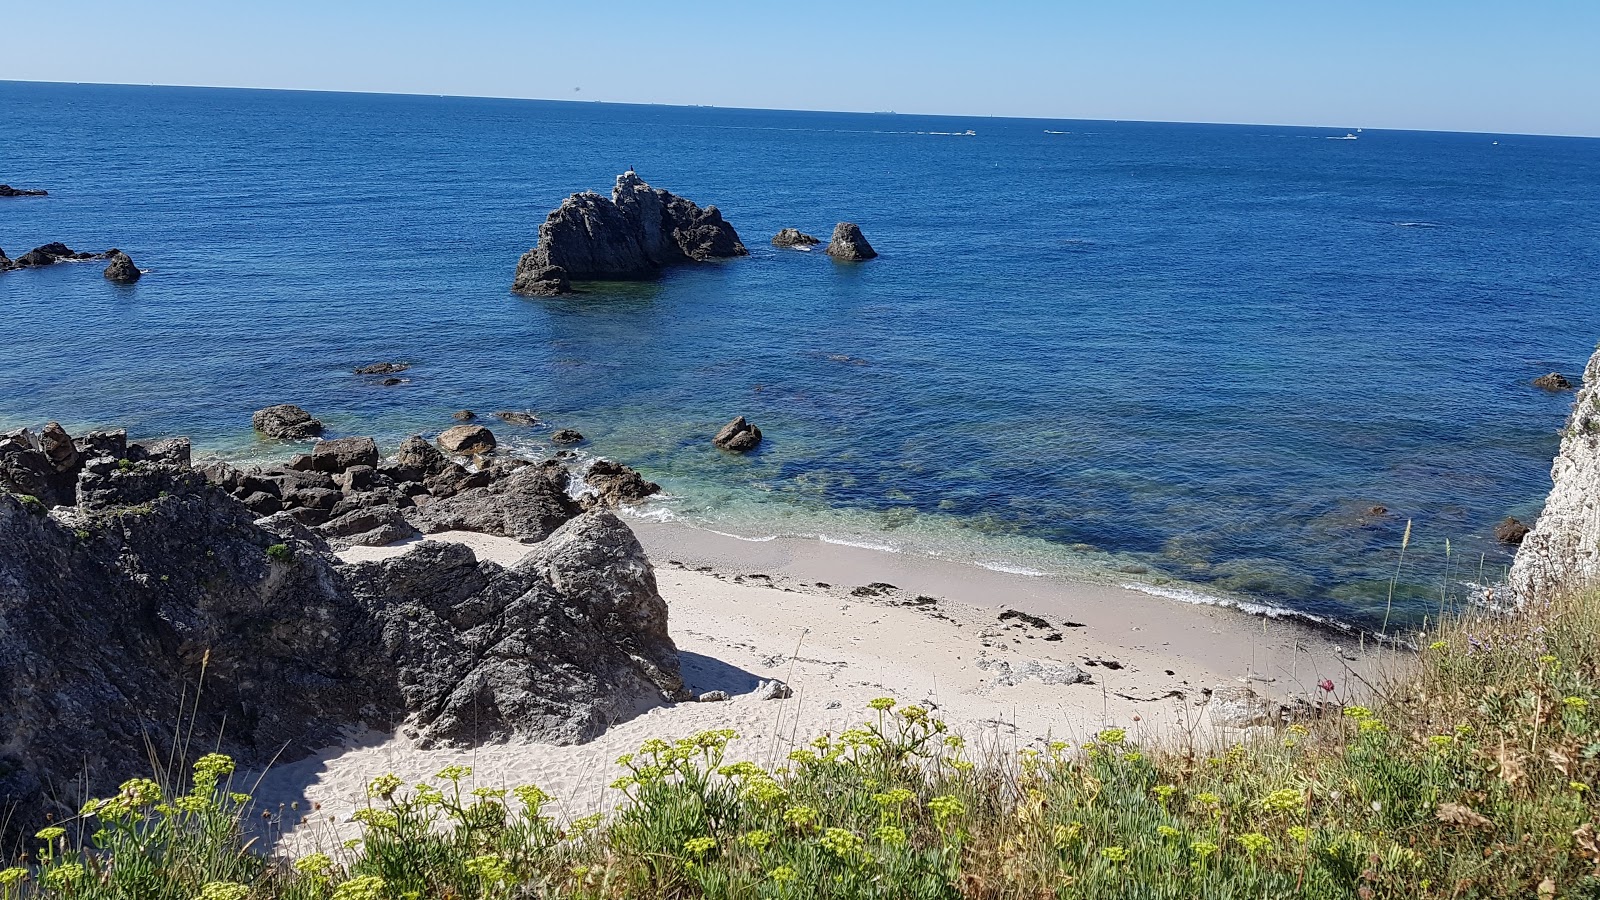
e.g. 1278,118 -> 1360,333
1328,133 -> 1359,140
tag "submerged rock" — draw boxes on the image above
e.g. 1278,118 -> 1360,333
0,184 -> 47,197
550,428 -> 585,445
713,416 -> 763,452
772,228 -> 820,248
511,171 -> 747,296
354,362 -> 410,376
102,249 -> 141,283
452,409 -> 477,422
495,410 -> 541,427
1534,372 -> 1574,391
824,222 -> 877,261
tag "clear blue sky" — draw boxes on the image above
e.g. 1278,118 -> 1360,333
6,0 -> 1598,136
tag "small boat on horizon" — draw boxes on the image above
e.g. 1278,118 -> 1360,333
1328,133 -> 1359,140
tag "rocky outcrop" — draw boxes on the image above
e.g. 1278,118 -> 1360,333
511,171 -> 747,296
1,242 -> 105,272
773,228 -> 820,248
1495,517 -> 1530,545
713,416 -> 763,452
495,411 -> 540,427
404,462 -> 580,543
102,250 -> 141,283
253,404 -> 323,440
551,428 -> 585,445
825,223 -> 877,260
0,429 -> 686,829
1534,373 -> 1574,391
583,459 -> 662,508
354,362 -> 409,376
1509,348 -> 1600,601
0,185 -> 47,197
438,424 -> 496,455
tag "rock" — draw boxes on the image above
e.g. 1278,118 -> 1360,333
1495,516 -> 1531,545
12,242 -> 80,268
452,410 -> 477,422
354,362 -> 409,375
713,416 -> 763,452
316,506 -> 419,550
772,228 -> 821,248
0,184 -> 47,197
0,431 -> 70,507
394,435 -> 448,478
405,463 -> 578,542
312,436 -> 380,472
437,424 -> 496,455
101,250 -> 141,283
583,459 -> 662,507
286,487 -> 342,512
0,442 -> 686,829
1510,346 -> 1600,602
75,429 -> 127,461
824,222 -> 877,261
696,691 -> 730,703
131,437 -> 192,467
239,490 -> 283,515
381,377 -> 404,387
550,428 -> 585,445
422,463 -> 488,499
1534,372 -> 1574,391
495,411 -> 540,427
38,422 -> 79,473
756,680 -> 793,700
332,465 -> 379,493
252,404 -> 323,441
511,171 -> 747,295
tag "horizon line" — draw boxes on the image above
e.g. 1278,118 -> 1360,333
5,78 -> 1599,141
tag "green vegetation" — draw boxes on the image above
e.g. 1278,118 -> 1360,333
15,494 -> 45,514
3,585 -> 1598,898
265,544 -> 293,564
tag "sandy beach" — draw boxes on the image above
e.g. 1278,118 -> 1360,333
253,518 -> 1385,852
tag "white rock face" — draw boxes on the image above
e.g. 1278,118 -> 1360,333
1509,347 -> 1600,601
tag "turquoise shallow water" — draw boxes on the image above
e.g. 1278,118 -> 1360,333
2,81 -> 1598,629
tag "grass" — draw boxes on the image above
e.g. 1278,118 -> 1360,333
4,582 -> 1599,898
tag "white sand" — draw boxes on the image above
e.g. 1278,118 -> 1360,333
254,524 -> 1385,851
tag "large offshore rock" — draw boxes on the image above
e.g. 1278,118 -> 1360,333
583,459 -> 662,508
252,404 -> 323,440
824,222 -> 877,260
102,249 -> 142,283
713,416 -> 763,453
1510,348 -> 1600,601
512,171 -> 747,295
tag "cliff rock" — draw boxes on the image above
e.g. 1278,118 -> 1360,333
1509,348 -> 1600,600
773,228 -> 821,248
512,171 -> 747,296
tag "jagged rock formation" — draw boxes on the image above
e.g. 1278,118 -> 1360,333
0,242 -> 112,274
0,185 -> 47,197
1534,372 -> 1574,391
1509,348 -> 1600,601
253,404 -> 323,440
511,171 -> 747,296
713,416 -> 763,452
102,249 -> 141,283
825,222 -> 877,260
404,462 -> 579,544
0,427 -> 687,829
583,459 -> 662,508
772,228 -> 820,248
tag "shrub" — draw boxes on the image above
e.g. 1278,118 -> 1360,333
265,543 -> 293,563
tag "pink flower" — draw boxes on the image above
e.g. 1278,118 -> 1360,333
1318,678 -> 1335,693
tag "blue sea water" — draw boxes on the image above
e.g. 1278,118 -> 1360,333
3,81 -> 1598,629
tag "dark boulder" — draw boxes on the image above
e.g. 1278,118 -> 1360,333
405,463 -> 579,542
824,222 -> 877,261
129,436 -> 192,468
583,459 -> 662,507
394,435 -> 448,479
453,410 -> 477,422
511,171 -> 747,296
437,424 -> 496,455
312,436 -> 381,472
252,404 -> 323,441
551,428 -> 585,445
1534,373 -> 1574,391
75,429 -> 128,461
102,250 -> 141,283
0,185 -> 47,198
713,416 -> 763,452
38,422 -> 80,473
1495,516 -> 1531,545
13,242 -> 79,268
354,362 -> 409,376
772,228 -> 820,248
317,505 -> 419,550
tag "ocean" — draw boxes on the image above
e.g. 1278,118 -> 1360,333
3,81 -> 1598,630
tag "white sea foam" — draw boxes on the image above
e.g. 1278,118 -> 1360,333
977,561 -> 1048,577
706,528 -> 780,543
818,535 -> 901,553
619,505 -> 680,524
1394,221 -> 1442,228
1120,581 -> 1315,622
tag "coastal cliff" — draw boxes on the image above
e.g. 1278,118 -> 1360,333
1508,345 -> 1600,601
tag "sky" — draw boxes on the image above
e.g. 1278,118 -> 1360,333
4,0 -> 1598,137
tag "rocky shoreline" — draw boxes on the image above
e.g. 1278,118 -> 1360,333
0,418 -> 688,830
